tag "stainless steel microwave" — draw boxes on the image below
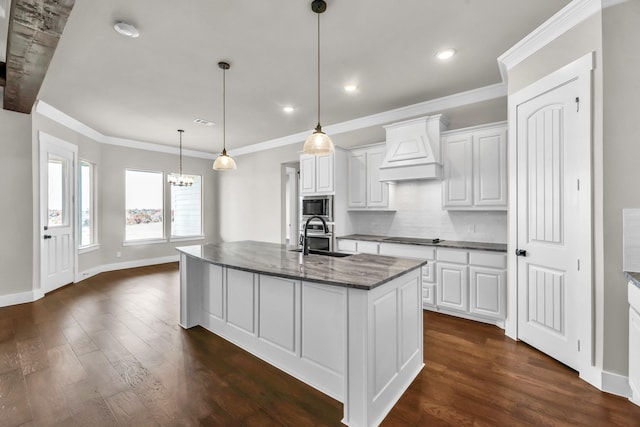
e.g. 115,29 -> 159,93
301,196 -> 333,220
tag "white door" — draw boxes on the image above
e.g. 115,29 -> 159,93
348,149 -> 366,208
366,146 -> 388,208
40,134 -> 77,293
515,78 -> 584,370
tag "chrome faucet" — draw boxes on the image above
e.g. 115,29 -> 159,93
302,215 -> 329,255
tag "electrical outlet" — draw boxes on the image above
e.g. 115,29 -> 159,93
116,251 -> 122,258
467,224 -> 475,233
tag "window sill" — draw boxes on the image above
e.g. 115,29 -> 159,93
78,244 -> 100,254
123,238 -> 168,247
170,235 -> 205,243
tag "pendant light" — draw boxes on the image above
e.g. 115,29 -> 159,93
168,129 -> 194,186
303,0 -> 335,155
213,61 -> 237,171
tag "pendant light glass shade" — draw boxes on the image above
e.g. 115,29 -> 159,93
303,124 -> 333,155
304,0 -> 334,155
213,148 -> 237,170
168,129 -> 194,186
213,61 -> 237,171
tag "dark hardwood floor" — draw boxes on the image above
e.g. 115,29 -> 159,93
1,263 -> 639,426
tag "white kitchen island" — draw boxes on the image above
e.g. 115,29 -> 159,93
178,241 -> 426,427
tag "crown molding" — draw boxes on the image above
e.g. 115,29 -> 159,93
34,100 -> 216,159
231,82 -> 506,157
497,0 -> 606,81
36,81 -> 505,159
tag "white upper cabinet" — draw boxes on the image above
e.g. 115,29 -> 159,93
348,144 -> 392,209
442,122 -> 507,210
300,153 -> 334,195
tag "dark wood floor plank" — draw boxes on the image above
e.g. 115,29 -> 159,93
24,368 -> 70,426
0,368 -> 33,427
1,263 -> 640,427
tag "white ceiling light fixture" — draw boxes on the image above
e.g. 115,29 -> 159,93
213,61 -> 237,171
193,118 -> 215,126
168,129 -> 194,186
436,48 -> 456,60
113,22 -> 140,38
283,106 -> 295,113
303,0 -> 335,156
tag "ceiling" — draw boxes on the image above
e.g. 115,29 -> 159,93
33,0 -> 572,153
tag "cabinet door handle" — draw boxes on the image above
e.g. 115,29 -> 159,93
515,249 -> 527,257
43,235 -> 52,240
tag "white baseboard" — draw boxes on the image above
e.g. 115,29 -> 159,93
1,255 -> 179,307
0,289 -> 45,307
601,370 -> 632,398
99,255 -> 179,274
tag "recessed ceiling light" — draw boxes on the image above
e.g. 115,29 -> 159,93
113,22 -> 140,38
344,84 -> 358,93
193,118 -> 215,126
283,106 -> 295,113
436,48 -> 456,60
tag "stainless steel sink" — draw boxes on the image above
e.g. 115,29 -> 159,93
290,249 -> 353,258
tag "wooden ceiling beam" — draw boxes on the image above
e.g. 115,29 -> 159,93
0,62 -> 6,87
3,0 -> 75,114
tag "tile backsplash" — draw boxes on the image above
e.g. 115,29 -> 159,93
349,180 -> 507,243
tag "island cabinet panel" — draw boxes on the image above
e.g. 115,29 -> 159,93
258,275 -> 296,353
301,282 -> 345,375
204,263 -> 224,320
373,291 -> 398,396
227,269 -> 256,334
399,277 -> 421,367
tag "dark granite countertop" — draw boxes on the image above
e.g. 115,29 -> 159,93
177,241 -> 427,291
337,234 -> 507,253
625,271 -> 640,289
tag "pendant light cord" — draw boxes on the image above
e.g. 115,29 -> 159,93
316,11 -> 321,128
179,130 -> 183,175
222,67 -> 226,152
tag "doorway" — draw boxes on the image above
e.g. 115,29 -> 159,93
507,53 -> 594,373
39,132 -> 77,293
282,162 -> 299,248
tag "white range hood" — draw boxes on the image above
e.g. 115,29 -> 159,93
379,114 -> 448,182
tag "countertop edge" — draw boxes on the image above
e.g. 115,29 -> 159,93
624,271 -> 640,289
336,234 -> 507,253
177,245 -> 428,290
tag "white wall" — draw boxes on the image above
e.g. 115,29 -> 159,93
351,180 -> 507,243
602,0 -> 640,375
0,109 -> 33,297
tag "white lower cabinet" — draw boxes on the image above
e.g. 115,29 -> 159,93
435,247 -> 506,324
469,266 -> 506,319
336,239 -> 379,254
437,262 -> 468,311
338,239 -> 506,323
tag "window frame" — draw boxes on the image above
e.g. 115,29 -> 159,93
124,168 -> 167,245
78,159 -> 99,252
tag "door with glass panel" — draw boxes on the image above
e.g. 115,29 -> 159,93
40,133 -> 77,292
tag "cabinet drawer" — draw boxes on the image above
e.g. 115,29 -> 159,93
379,243 -> 435,260
469,251 -> 506,269
436,248 -> 468,264
423,284 -> 436,306
337,239 -> 357,253
422,262 -> 435,283
356,240 -> 379,255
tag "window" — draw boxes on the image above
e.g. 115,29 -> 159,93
79,160 -> 97,247
48,155 -> 69,227
125,169 -> 164,241
171,174 -> 202,238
